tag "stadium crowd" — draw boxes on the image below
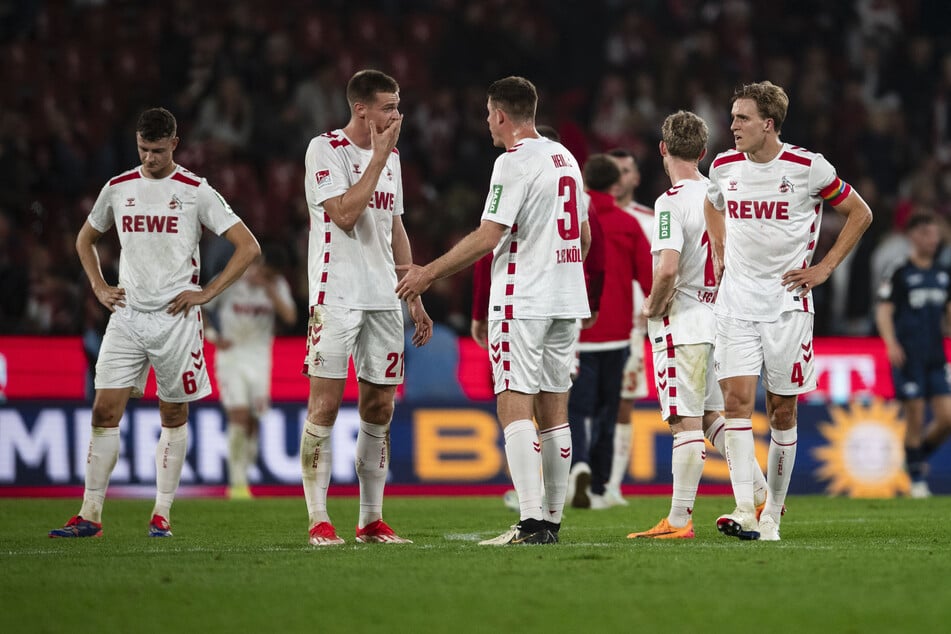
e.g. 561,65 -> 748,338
2,0 -> 951,339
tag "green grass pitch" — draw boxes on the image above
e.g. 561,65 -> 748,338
2,495 -> 949,633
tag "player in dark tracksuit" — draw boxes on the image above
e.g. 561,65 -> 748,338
876,212 -> 951,497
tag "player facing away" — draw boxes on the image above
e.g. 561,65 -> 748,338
875,213 -> 951,498
606,148 -> 654,506
300,70 -> 433,546
205,249 -> 296,500
705,82 -> 872,541
50,107 -> 260,538
398,76 -> 591,545
566,155 -> 652,511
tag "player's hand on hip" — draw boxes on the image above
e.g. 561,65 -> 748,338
167,289 -> 209,316
395,263 -> 433,302
94,284 -> 126,312
782,263 -> 832,297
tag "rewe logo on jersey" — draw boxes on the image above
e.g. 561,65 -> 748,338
368,190 -> 395,211
727,199 -> 789,220
121,215 -> 181,233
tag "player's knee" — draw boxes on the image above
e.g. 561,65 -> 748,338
359,399 -> 394,426
159,401 -> 189,427
91,401 -> 123,427
769,403 -> 797,430
722,393 -> 753,418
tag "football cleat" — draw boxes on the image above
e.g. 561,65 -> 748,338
227,485 -> 253,500
757,514 -> 781,541
148,514 -> 173,537
568,463 -> 591,509
355,519 -> 412,544
502,489 -> 520,512
308,521 -> 345,546
755,501 -> 787,520
628,517 -> 695,539
602,487 -> 629,507
589,492 -> 611,510
716,508 -> 760,541
479,519 -> 556,546
910,481 -> 932,499
49,515 -> 102,538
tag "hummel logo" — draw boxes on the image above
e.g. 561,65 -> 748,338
491,353 -> 501,364
559,447 -> 570,458
532,442 -> 541,453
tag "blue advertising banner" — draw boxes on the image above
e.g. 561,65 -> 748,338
2,398 -> 948,495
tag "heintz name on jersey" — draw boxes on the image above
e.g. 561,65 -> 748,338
121,214 -> 180,233
556,245 -> 583,263
727,199 -> 790,220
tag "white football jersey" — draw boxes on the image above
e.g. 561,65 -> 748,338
624,200 -> 654,321
482,137 -> 590,320
88,165 -> 240,312
706,143 -> 850,321
206,274 -> 294,349
650,178 -> 717,346
304,129 -> 403,310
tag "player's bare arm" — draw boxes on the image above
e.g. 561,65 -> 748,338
470,319 -> 489,349
703,197 -> 725,283
168,221 -> 260,316
580,219 -> 591,260
782,190 -> 873,297
392,214 -> 433,347
396,220 -> 506,303
323,117 -> 403,232
875,300 -> 905,367
76,220 -> 126,312
642,249 -> 680,318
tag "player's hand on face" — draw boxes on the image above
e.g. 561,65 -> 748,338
408,297 -> 433,347
94,285 -> 126,312
395,263 -> 432,302
167,289 -> 210,316
371,116 -> 403,158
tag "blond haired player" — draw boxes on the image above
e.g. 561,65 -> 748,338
301,70 -> 433,546
705,82 -> 872,541
398,76 -> 590,545
50,107 -> 260,538
205,250 -> 296,500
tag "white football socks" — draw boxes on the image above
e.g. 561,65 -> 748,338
723,418 -> 756,513
153,424 -> 188,520
765,426 -> 798,520
706,415 -> 768,505
607,422 -> 632,492
540,423 -> 571,524
504,419 -> 544,522
78,426 -> 120,523
355,420 -> 390,528
300,421 -> 333,526
669,429 -> 705,527
227,423 -> 249,488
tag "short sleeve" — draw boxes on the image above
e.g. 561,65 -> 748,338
810,153 -> 852,207
87,183 -> 115,232
877,264 -> 901,303
480,154 -> 528,228
197,181 -> 241,236
706,168 -> 725,210
651,194 -> 685,255
304,136 -> 350,208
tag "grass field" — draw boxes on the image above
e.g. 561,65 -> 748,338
2,494 -> 949,633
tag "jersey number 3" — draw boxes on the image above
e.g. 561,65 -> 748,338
556,176 -> 580,240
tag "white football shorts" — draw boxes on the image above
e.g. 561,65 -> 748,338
303,305 -> 404,385
652,341 -> 723,420
95,304 -> 211,402
714,311 -> 816,396
215,345 -> 271,415
489,318 -> 580,394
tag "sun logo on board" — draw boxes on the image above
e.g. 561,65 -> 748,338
813,399 -> 909,498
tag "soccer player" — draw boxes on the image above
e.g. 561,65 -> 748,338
705,81 -> 872,541
49,107 -> 260,538
626,111 -> 722,538
398,76 -> 590,545
605,149 -> 654,506
875,212 -> 951,498
205,249 -> 296,500
567,154 -> 652,511
301,70 -> 433,546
